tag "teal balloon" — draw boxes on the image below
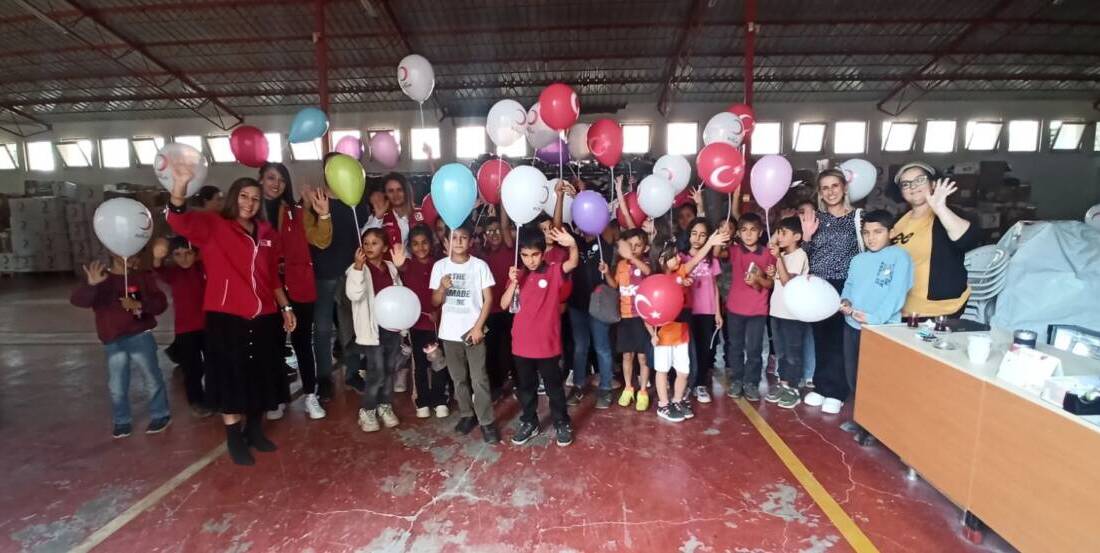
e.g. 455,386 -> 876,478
430,163 -> 477,229
289,107 -> 329,143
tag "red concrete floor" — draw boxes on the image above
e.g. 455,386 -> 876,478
0,275 -> 1016,552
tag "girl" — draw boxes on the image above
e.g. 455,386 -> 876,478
678,218 -> 731,402
401,225 -> 451,418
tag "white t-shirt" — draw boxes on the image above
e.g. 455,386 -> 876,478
770,247 -> 808,320
429,255 -> 495,342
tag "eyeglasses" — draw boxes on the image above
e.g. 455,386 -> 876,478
898,175 -> 930,190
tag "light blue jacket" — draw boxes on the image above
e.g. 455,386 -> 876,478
841,246 -> 914,329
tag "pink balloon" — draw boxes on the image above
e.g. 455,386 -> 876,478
369,132 -> 399,169
334,135 -> 362,158
749,154 -> 793,210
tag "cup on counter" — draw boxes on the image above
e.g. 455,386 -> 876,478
967,334 -> 993,364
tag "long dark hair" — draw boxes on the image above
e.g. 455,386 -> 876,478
258,162 -> 295,206
221,178 -> 262,221
680,216 -> 714,262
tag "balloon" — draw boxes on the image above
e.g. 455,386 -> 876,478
727,103 -> 756,137
696,142 -> 745,194
543,179 -> 574,225
325,154 -> 365,206
375,286 -> 422,331
476,159 -> 511,205
637,174 -> 675,218
397,54 -> 435,104
420,195 -> 438,227
93,198 -> 153,258
430,163 -> 477,229
587,118 -> 623,168
535,137 -> 570,165
839,158 -> 877,203
334,135 -> 363,158
538,83 -> 580,131
154,143 -> 208,196
652,154 -> 691,193
229,125 -> 269,168
501,165 -> 550,225
702,112 -> 745,148
369,132 -> 399,169
633,274 -> 685,327
525,103 -> 558,150
567,123 -> 592,160
617,191 -> 646,228
673,187 -> 693,209
750,154 -> 793,210
783,275 -> 841,323
486,99 -> 527,148
288,107 -> 329,143
572,190 -> 610,236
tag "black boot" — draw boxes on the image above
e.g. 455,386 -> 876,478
225,423 -> 254,466
480,423 -> 501,444
244,417 -> 277,452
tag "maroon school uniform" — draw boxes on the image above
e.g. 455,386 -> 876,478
479,245 -> 513,314
725,243 -> 777,317
366,261 -> 394,292
155,263 -> 206,335
402,256 -> 438,331
70,271 -> 168,344
511,261 -> 567,359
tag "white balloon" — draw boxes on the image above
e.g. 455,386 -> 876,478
375,285 -> 422,331
543,178 -> 575,224
702,112 -> 744,147
567,123 -> 592,160
652,154 -> 691,193
637,174 -> 675,218
1086,204 -> 1100,230
154,143 -> 208,196
501,166 -> 550,225
525,103 -> 558,150
397,54 -> 435,103
93,198 -> 153,258
486,99 -> 527,148
783,275 -> 842,323
839,158 -> 877,203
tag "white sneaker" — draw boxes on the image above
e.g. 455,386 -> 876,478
694,386 -> 712,404
304,394 -> 326,420
434,405 -> 450,418
378,404 -> 400,428
416,406 -> 431,418
821,398 -> 844,414
394,368 -> 409,393
358,408 -> 380,432
266,403 -> 285,420
803,392 -> 825,407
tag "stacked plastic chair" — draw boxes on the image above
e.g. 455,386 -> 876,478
963,245 -> 1009,324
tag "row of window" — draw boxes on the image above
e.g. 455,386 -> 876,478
1,118 -> 1095,172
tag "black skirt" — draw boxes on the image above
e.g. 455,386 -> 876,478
204,311 -> 289,414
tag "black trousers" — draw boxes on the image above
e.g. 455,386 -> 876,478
812,278 -> 849,401
726,313 -> 767,386
689,314 -> 717,388
485,312 -> 514,391
410,328 -> 450,408
175,330 -> 206,407
842,324 -> 862,401
773,318 -> 808,386
287,300 -> 317,394
515,355 -> 570,426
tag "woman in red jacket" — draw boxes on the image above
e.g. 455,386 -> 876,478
167,169 -> 297,467
258,162 -> 332,420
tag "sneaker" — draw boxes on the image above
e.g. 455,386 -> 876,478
537,379 -> 547,396
595,390 -> 613,410
821,398 -> 844,414
358,408 -> 380,432
743,384 -> 761,402
694,386 -> 712,404
145,416 -> 172,434
112,423 -> 132,439
803,380 -> 816,391
617,388 -> 635,408
455,416 -> 478,435
657,403 -> 685,422
190,404 -> 214,418
481,423 -> 501,444
803,391 -> 825,407
764,386 -> 783,403
566,386 -> 585,406
635,389 -> 650,411
511,421 -> 540,445
676,400 -> 695,419
377,404 -> 400,428
726,380 -> 743,399
434,405 -> 450,418
554,422 -> 574,447
266,404 -> 285,420
777,386 -> 801,409
394,367 -> 409,393
840,420 -> 861,433
416,406 -> 431,419
304,394 -> 327,420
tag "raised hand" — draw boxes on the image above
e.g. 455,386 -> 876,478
799,210 -> 820,242
616,239 -> 633,261
171,162 -> 194,199
707,229 -> 731,248
83,260 -> 108,286
691,186 -> 703,207
390,243 -> 407,268
309,187 -> 330,216
927,178 -> 957,214
548,228 -> 576,247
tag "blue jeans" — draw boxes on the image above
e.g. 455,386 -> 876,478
313,278 -> 339,382
104,331 -> 169,425
568,307 -> 614,391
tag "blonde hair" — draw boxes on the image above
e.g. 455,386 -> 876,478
815,168 -> 852,212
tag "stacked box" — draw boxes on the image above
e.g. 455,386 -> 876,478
7,196 -> 74,273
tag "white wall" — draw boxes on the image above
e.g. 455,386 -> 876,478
3,99 -> 1099,220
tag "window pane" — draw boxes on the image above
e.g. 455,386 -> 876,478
666,122 -> 698,155
411,128 -> 440,160
207,136 -> 235,163
881,121 -> 918,152
290,138 -> 323,161
174,135 -> 203,153
27,141 -> 55,171
133,136 -> 165,165
793,122 -> 826,153
455,126 -> 486,159
0,144 -> 18,170
57,139 -> 93,168
833,121 -> 866,154
622,124 -> 650,154
496,135 -> 527,158
965,121 -> 1002,151
264,133 -> 283,163
330,129 -> 361,150
750,122 -> 782,155
1007,120 -> 1039,152
100,138 -> 131,168
923,120 -> 957,153
1050,121 -> 1086,150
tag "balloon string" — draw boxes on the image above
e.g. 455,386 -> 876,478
558,131 -> 564,184
514,233 -> 520,267
351,203 -> 362,245
123,258 -> 129,291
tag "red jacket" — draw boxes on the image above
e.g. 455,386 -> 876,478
377,207 -> 425,246
167,207 -> 280,319
71,271 -> 167,344
154,262 -> 206,335
275,203 -> 323,303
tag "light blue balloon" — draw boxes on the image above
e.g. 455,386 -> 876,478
289,107 -> 329,143
431,163 -> 477,229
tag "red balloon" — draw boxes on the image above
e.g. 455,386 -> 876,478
230,125 -> 269,168
587,118 -> 622,168
419,195 -> 438,227
616,191 -> 646,228
697,142 -> 745,194
673,187 -> 693,209
476,158 -> 511,205
634,274 -> 685,326
726,103 -> 756,137
538,83 -> 580,131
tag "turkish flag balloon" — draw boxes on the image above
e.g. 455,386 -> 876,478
727,103 -> 756,137
230,125 -> 269,168
538,83 -> 580,131
697,142 -> 745,194
587,118 -> 623,168
419,194 -> 438,227
634,274 -> 685,327
617,191 -> 647,228
476,158 -> 511,205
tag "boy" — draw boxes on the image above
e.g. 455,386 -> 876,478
152,236 -> 211,418
71,255 -> 171,438
647,249 -> 694,422
600,228 -> 653,411
500,227 -> 579,446
430,222 -> 501,444
839,210 -> 913,427
724,213 -> 776,402
765,217 -> 809,409
476,216 -> 515,400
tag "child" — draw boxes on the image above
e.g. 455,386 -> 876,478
678,218 -> 731,402
346,228 -> 406,432
431,223 -> 500,444
152,236 -> 210,418
401,225 -> 450,419
600,228 -> 653,411
476,216 -> 515,400
837,210 -> 913,423
646,249 -> 695,422
724,213 -> 776,402
500,227 -> 579,446
764,217 -> 809,409
795,200 -> 818,390
71,255 -> 170,438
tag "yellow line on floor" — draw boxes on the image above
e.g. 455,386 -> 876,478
735,398 -> 880,553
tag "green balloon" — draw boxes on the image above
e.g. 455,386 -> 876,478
324,154 -> 365,206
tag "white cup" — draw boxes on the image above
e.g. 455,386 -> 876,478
967,335 -> 992,364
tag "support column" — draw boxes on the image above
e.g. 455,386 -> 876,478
314,0 -> 330,154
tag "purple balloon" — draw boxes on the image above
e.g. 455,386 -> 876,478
369,132 -> 399,169
749,154 -> 793,210
334,135 -> 362,158
571,190 -> 610,236
535,137 -> 570,165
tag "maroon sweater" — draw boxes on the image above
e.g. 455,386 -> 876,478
71,271 -> 168,344
155,263 -> 206,335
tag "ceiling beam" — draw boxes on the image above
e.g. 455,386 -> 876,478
657,0 -> 710,116
0,106 -> 52,138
